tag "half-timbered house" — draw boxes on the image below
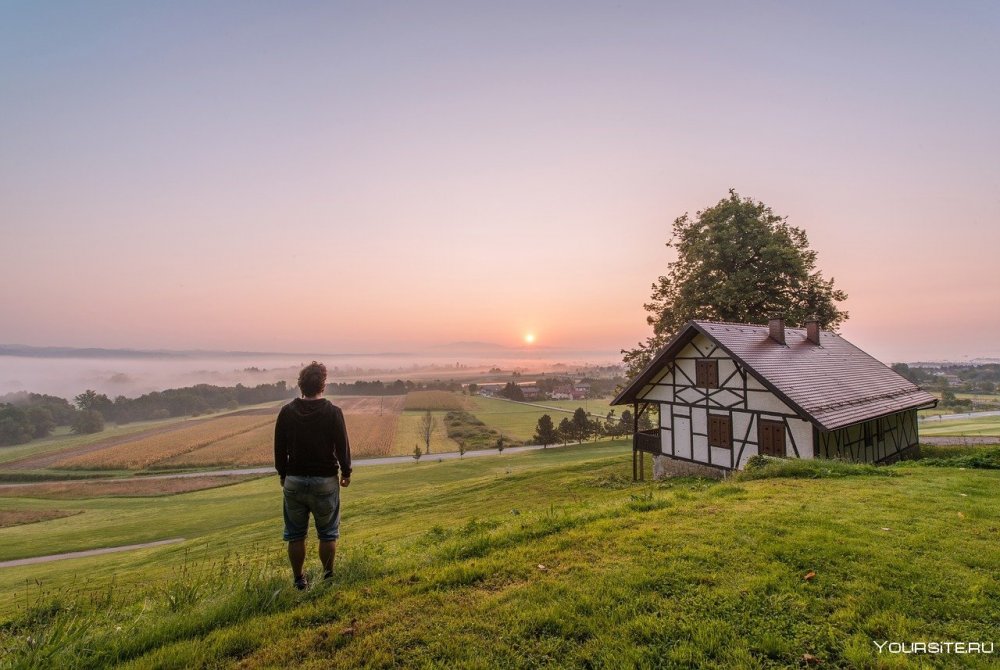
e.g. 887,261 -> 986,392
613,317 -> 937,477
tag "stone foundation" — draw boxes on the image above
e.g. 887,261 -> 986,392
653,455 -> 728,480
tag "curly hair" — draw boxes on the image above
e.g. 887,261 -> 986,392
297,361 -> 327,397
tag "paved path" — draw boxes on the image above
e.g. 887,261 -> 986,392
920,410 -> 1000,421
920,436 -> 1000,445
0,538 -> 185,568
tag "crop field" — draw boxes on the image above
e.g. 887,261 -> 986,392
342,414 -> 401,457
333,396 -> 407,415
0,508 -> 79,528
403,390 -> 467,412
55,415 -> 276,470
0,445 -> 997,668
156,397 -> 406,466
158,425 -> 275,467
0,475 -> 260,499
393,410 -> 458,455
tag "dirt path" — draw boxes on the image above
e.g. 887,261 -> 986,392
0,442 -> 586,488
0,538 -> 185,568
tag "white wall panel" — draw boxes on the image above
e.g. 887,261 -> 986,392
674,416 -> 691,459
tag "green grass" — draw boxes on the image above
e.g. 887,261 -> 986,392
919,415 -> 1000,437
1,445 -> 998,668
907,447 -> 1000,469
468,396 -> 615,441
735,455 -> 897,480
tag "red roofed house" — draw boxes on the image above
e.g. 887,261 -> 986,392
613,317 -> 937,478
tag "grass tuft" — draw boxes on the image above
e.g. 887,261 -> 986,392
735,456 -> 896,481
909,446 -> 1000,469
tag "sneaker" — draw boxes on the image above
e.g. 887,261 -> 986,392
294,575 -> 309,590
322,570 -> 333,581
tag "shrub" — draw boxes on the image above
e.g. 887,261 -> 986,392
71,410 -> 105,435
908,447 -> 1000,470
736,457 -> 895,481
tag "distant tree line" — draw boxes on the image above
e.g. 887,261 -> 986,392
531,408 -> 653,447
893,363 -> 1000,395
0,381 -> 292,446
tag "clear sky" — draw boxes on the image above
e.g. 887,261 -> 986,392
2,1 -> 998,362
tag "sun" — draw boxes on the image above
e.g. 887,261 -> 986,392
524,333 -> 536,344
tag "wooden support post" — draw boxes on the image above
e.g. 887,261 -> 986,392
639,451 -> 644,481
632,449 -> 637,481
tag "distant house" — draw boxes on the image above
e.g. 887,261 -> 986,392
551,386 -> 573,400
613,318 -> 937,477
521,385 -> 541,400
572,382 -> 590,400
478,383 -> 504,397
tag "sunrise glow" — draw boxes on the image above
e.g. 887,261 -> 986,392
524,333 -> 536,344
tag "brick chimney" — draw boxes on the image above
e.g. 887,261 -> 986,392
768,315 -> 785,344
805,315 -> 821,345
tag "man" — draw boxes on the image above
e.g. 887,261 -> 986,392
274,361 -> 352,589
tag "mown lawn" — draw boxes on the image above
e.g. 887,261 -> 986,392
468,396 -> 615,441
1,443 -> 998,669
919,415 -> 1000,437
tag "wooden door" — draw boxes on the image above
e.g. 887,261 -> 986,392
758,419 -> 786,457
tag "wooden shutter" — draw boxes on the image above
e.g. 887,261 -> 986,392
758,419 -> 785,457
696,360 -> 719,389
708,415 -> 731,448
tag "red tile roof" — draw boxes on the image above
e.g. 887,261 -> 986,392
613,320 -> 937,431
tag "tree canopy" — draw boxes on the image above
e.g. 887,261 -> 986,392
623,190 -> 848,377
533,414 -> 558,447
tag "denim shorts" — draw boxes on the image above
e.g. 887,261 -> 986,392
282,475 -> 341,542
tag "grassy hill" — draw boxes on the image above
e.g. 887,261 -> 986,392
1,443 -> 997,668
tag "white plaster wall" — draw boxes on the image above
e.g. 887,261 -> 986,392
711,447 -> 731,466
692,435 -> 708,462
746,389 -> 795,415
676,387 -> 703,404
692,406 -> 707,435
732,412 -> 753,440
717,359 -> 739,384
674,416 -> 691,459
675,358 -> 696,386
711,390 -> 741,406
736,442 -> 759,468
788,418 -> 814,459
644,385 -> 674,402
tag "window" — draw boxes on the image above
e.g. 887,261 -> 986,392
758,419 -> 786,457
708,414 -> 732,449
695,359 -> 719,389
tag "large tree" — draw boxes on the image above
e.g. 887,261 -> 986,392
419,410 -> 436,455
623,190 -> 848,377
532,414 -> 558,447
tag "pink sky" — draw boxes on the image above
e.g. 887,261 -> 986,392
2,3 -> 998,363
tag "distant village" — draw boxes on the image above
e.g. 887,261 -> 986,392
473,380 -> 596,401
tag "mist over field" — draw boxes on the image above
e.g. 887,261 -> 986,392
0,346 -> 620,400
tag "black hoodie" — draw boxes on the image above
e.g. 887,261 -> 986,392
274,398 -> 352,479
